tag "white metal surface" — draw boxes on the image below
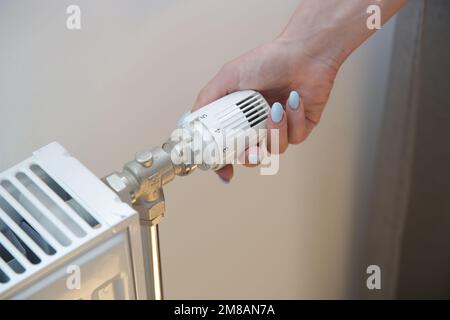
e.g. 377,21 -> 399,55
0,142 -> 147,299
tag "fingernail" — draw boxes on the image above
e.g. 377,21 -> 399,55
288,91 -> 300,110
271,102 -> 283,123
248,153 -> 258,164
218,175 -> 230,184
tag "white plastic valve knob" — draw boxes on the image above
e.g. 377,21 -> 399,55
174,90 -> 270,171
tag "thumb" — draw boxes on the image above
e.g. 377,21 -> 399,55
193,63 -> 240,110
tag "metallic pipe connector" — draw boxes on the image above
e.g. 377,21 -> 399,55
103,141 -> 196,226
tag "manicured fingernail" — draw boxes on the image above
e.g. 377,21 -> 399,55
218,175 -> 230,184
288,91 -> 300,110
248,153 -> 258,164
271,102 -> 283,123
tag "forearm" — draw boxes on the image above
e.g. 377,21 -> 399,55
278,0 -> 408,67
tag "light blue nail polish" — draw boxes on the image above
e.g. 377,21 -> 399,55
271,102 -> 283,123
248,153 -> 258,165
288,91 -> 300,110
219,176 -> 230,184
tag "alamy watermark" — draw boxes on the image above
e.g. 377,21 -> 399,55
66,264 -> 81,290
66,5 -> 81,30
367,4 -> 382,30
366,265 -> 381,290
168,123 -> 280,175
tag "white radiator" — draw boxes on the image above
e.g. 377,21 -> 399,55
0,142 -> 147,299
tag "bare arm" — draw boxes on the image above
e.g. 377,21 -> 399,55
280,0 -> 408,67
194,0 -> 408,182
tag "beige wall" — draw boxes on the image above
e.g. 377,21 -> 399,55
0,1 -> 397,298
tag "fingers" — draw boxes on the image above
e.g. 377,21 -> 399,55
193,63 -> 239,111
216,164 -> 234,183
242,144 -> 261,168
266,90 -> 306,155
286,90 -> 308,144
210,90 -> 306,184
267,102 -> 288,154
216,144 -> 261,184
217,144 -> 260,184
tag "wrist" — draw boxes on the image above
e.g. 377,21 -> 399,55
277,0 -> 407,68
277,0 -> 377,68
275,29 -> 345,73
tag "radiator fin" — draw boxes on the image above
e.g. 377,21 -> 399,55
0,161 -> 103,285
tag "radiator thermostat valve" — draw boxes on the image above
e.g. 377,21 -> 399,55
103,90 -> 270,225
173,90 -> 270,171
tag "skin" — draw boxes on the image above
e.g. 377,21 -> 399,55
192,0 -> 408,182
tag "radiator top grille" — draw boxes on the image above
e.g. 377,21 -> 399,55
0,161 -> 101,286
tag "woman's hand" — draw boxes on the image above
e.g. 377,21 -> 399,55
192,0 -> 407,182
192,39 -> 340,182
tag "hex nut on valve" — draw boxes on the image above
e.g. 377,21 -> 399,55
135,150 -> 153,167
104,173 -> 132,204
148,202 -> 165,225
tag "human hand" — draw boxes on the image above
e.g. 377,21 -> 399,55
192,38 -> 340,182
192,0 -> 407,182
